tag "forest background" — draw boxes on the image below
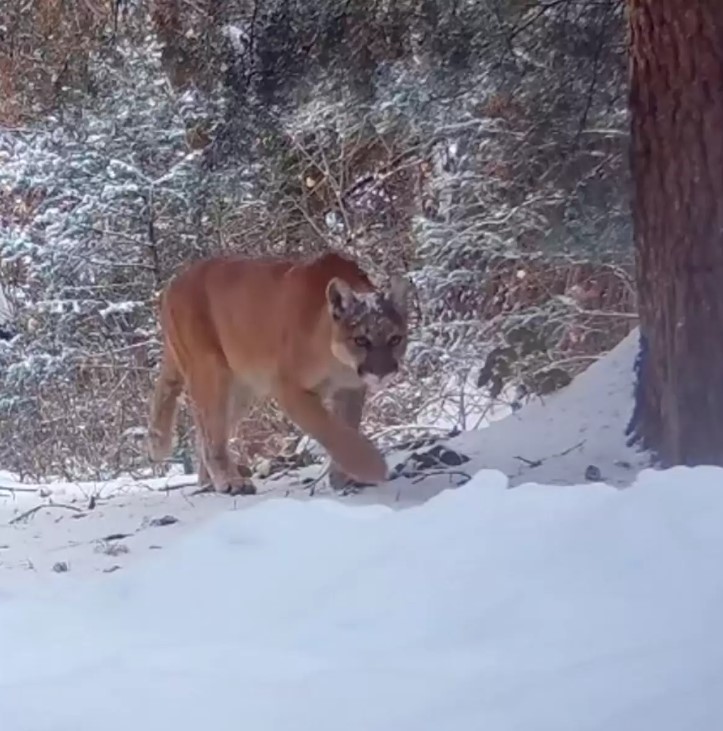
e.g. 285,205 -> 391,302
0,0 -> 636,481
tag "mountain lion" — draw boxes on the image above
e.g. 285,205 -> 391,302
148,251 -> 410,495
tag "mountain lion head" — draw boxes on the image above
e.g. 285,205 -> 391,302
326,275 -> 410,392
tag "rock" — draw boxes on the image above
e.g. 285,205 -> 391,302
430,445 -> 470,467
585,464 -> 602,481
148,515 -> 179,528
410,445 -> 469,470
390,444 -> 470,479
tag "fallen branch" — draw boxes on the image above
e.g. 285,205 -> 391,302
513,440 -> 586,477
9,502 -> 85,525
514,455 -> 542,468
411,470 -> 471,485
0,484 -> 40,494
156,479 -> 201,493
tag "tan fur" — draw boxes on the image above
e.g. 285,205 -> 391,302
148,251 -> 409,494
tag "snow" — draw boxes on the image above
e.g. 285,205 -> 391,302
1,329 -> 722,728
2,466 -> 723,730
0,280 -> 13,324
0,473 -> 267,580
452,327 -> 649,487
221,23 -> 249,55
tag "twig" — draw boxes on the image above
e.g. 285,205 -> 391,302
552,440 -> 586,459
306,459 -> 332,497
153,478 -> 201,493
514,455 -> 542,468
9,503 -> 84,525
513,440 -> 586,474
411,470 -> 471,485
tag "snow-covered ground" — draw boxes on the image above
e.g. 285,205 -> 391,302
2,465 -> 723,731
0,329 -> 648,578
453,327 -> 648,487
2,328 -> 722,729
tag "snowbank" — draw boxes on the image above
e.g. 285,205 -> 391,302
2,464 -> 722,731
453,327 -> 648,488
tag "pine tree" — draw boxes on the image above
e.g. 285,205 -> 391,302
627,1 -> 723,465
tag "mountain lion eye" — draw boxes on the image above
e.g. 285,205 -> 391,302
354,336 -> 371,349
388,335 -> 402,347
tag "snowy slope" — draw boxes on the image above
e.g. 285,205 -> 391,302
2,466 -> 723,731
451,327 -> 647,488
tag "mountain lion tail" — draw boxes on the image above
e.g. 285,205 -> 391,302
148,342 -> 183,462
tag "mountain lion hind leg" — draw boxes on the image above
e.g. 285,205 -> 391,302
186,357 -> 256,496
194,429 -> 211,488
226,380 -> 255,479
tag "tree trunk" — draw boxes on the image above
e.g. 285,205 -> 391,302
627,2 -> 723,466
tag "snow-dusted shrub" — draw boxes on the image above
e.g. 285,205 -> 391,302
0,36 -> 233,480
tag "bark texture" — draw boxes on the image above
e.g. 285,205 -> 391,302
628,1 -> 723,465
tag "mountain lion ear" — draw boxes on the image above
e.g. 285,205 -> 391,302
388,274 -> 410,314
326,277 -> 355,320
